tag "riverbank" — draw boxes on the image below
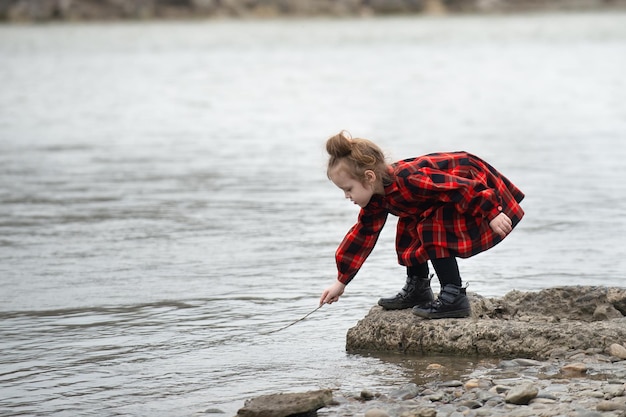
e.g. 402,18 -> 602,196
322,347 -> 626,416
236,347 -> 626,416
3,0 -> 626,22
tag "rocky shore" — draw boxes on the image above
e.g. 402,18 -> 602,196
237,286 -> 626,416
237,345 -> 626,417
319,346 -> 626,416
2,0 -> 626,22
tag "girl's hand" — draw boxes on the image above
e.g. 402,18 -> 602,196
320,280 -> 346,305
489,212 -> 513,237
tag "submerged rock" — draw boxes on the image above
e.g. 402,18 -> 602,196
236,389 -> 333,417
346,286 -> 626,359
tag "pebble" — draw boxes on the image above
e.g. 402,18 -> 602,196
322,351 -> 626,417
505,382 -> 538,405
610,344 -> 626,360
561,362 -> 588,375
365,408 -> 389,417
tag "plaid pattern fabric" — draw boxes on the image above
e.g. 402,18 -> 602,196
335,152 -> 525,284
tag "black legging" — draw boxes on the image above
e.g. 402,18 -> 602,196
407,257 -> 462,287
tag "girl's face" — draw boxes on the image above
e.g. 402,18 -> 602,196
329,166 -> 376,208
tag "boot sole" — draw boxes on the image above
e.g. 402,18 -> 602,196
412,309 -> 470,319
379,301 -> 434,310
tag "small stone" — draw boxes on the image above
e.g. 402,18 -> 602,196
530,397 -> 556,404
476,390 -> 499,402
507,408 -> 537,417
536,391 -> 558,400
360,390 -> 375,401
365,408 -> 389,417
597,399 -> 626,411
561,362 -> 587,375
578,389 -> 604,398
402,409 -> 437,417
491,385 -> 510,394
365,408 -> 390,417
609,343 -> 626,360
440,380 -> 463,388
426,391 -> 444,402
513,358 -> 543,366
603,384 -> 625,398
575,412 -> 603,417
426,363 -> 443,370
498,360 -> 518,368
505,383 -> 539,405
389,383 -> 419,400
485,396 -> 505,407
464,379 -> 481,389
460,399 -> 483,409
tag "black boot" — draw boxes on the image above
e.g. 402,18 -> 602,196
378,275 -> 434,310
412,284 -> 470,319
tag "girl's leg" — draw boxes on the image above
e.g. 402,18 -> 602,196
430,257 -> 461,287
407,262 -> 429,279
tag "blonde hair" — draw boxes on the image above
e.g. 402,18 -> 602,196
326,130 -> 392,185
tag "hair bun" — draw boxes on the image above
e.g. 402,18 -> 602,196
326,130 -> 352,158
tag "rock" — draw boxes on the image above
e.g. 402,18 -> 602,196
440,380 -> 463,387
405,409 -> 437,417
609,343 -> 626,359
561,362 -> 587,375
463,379 -> 481,389
346,286 -> 626,359
389,383 -> 419,400
364,408 -> 389,417
603,384 -> 625,398
512,358 -> 543,366
597,399 -> 626,411
361,389 -> 375,400
593,303 -> 623,320
505,383 -> 539,405
236,389 -> 333,417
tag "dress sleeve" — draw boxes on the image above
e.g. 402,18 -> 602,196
402,167 -> 503,221
336,206 -> 388,285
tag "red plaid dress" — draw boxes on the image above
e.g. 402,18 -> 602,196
335,152 -> 525,284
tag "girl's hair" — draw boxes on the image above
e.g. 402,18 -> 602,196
326,130 -> 392,185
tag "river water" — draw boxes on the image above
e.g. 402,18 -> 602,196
1,11 -> 625,416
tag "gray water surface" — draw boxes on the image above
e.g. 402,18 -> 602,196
1,12 -> 625,416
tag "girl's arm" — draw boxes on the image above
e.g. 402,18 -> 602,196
334,207 -> 388,285
319,280 -> 346,305
489,212 -> 513,237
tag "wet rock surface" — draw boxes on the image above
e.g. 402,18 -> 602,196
347,286 -> 626,359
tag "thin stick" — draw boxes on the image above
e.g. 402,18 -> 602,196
263,304 -> 324,335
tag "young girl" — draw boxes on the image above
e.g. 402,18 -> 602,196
319,131 -> 524,319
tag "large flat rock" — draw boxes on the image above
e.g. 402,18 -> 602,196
346,286 -> 626,359
236,389 -> 333,417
